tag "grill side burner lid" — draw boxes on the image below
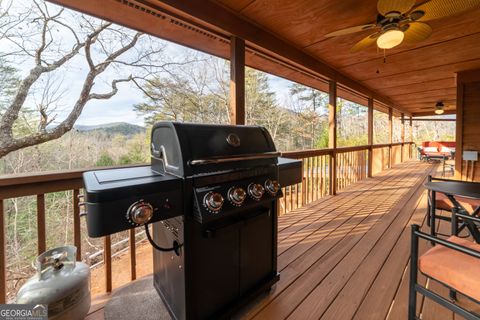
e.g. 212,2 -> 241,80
151,122 -> 279,177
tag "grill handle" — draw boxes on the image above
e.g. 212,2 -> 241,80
189,151 -> 280,166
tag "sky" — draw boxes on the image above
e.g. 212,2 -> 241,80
0,0 -> 293,127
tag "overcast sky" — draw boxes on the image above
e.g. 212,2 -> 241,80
0,0 -> 293,127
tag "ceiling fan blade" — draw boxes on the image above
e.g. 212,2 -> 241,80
377,0 -> 416,15
403,22 -> 433,43
324,24 -> 376,37
413,0 -> 480,21
351,33 -> 380,52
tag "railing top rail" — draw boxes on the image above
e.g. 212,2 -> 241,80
0,164 -> 146,200
0,142 -> 414,199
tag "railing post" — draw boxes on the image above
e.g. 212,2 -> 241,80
104,235 -> 112,292
229,36 -> 245,125
388,107 -> 393,168
0,199 -> 6,304
37,194 -> 46,255
367,97 -> 374,177
73,189 -> 81,261
328,80 -> 337,195
129,228 -> 137,281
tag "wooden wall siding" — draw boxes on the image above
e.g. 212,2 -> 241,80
455,69 -> 480,181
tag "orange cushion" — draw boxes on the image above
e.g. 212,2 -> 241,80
435,193 -> 480,213
419,236 -> 480,301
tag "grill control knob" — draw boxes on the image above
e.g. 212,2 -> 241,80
203,192 -> 224,213
265,179 -> 281,196
248,183 -> 264,201
128,201 -> 154,225
228,187 -> 246,206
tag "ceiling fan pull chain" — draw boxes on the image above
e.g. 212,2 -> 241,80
383,49 -> 387,64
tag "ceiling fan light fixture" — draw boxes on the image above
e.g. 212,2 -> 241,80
435,101 -> 445,115
376,29 -> 404,49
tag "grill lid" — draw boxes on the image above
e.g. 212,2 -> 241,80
151,122 -> 278,177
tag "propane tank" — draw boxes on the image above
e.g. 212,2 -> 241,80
16,246 -> 91,320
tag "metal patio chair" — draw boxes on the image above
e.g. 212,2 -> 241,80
409,212 -> 480,320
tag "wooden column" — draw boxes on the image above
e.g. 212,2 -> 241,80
388,107 -> 393,168
229,36 -> 245,125
401,113 -> 405,162
329,80 -> 337,195
367,97 -> 374,177
409,116 -> 413,159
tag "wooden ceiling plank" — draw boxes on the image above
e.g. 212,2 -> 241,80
341,33 -> 480,81
139,0 -> 409,114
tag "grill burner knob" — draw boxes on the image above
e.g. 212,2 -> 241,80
248,183 -> 264,201
265,179 -> 281,196
228,187 -> 246,206
128,201 -> 154,225
204,192 -> 224,213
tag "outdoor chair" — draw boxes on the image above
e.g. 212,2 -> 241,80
427,176 -> 480,238
409,215 -> 480,320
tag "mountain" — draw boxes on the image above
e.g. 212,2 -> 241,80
74,122 -> 146,136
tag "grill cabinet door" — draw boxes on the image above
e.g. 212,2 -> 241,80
239,209 -> 274,295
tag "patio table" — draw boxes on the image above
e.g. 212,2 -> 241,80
424,181 -> 480,242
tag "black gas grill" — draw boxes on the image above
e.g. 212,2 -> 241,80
83,122 -> 302,319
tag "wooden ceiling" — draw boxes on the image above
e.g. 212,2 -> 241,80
48,0 -> 480,115
213,0 -> 480,115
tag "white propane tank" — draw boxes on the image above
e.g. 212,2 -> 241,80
16,246 -> 91,320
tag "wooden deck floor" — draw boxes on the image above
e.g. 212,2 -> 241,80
88,160 -> 477,320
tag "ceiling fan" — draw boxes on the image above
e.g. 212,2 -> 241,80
324,0 -> 480,52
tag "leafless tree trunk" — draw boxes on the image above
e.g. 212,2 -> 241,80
0,0 -> 171,158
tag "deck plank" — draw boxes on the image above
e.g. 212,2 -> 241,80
283,164 -> 434,320
88,160 -> 442,320
243,161 -> 433,319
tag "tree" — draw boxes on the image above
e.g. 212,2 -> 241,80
135,57 -> 230,125
0,0 -> 174,158
289,83 -> 328,148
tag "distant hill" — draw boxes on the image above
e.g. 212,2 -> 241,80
74,122 -> 146,136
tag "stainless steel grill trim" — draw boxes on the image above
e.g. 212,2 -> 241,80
189,152 -> 281,165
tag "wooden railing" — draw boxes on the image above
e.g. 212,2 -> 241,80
0,142 -> 415,302
279,142 -> 415,214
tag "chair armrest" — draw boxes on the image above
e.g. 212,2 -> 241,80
412,225 -> 480,260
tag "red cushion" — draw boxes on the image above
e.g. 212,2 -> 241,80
419,236 -> 480,301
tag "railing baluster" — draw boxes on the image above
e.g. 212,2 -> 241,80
129,228 -> 137,281
104,235 -> 112,292
73,189 -> 81,261
37,194 -> 46,255
0,199 -> 6,304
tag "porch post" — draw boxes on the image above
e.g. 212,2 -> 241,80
329,80 -> 337,195
229,36 -> 245,125
410,116 -> 413,159
401,113 -> 405,162
388,107 -> 393,167
367,97 -> 374,177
